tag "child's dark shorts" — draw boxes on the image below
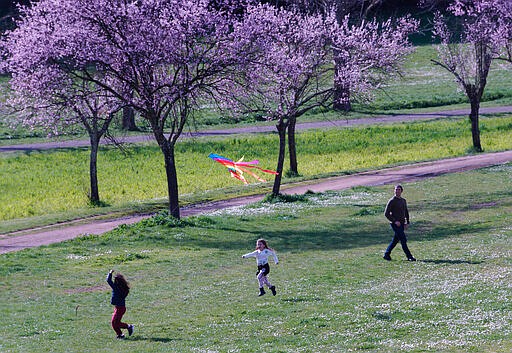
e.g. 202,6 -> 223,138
256,263 -> 270,276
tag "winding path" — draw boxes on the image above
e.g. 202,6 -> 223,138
2,106 -> 512,152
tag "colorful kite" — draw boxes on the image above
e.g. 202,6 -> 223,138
208,153 -> 278,184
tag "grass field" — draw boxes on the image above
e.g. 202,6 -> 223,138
0,164 -> 511,352
358,45 -> 512,112
1,43 -> 512,353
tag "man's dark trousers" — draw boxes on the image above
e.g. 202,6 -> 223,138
385,223 -> 413,259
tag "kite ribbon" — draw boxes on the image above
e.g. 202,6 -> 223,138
208,153 -> 278,184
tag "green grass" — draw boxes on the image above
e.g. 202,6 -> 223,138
1,42 -> 511,353
355,45 -> 512,112
1,115 -> 511,232
1,164 -> 511,352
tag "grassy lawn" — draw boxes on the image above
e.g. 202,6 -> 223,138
359,45 -> 512,112
1,163 -> 511,352
1,42 -> 512,353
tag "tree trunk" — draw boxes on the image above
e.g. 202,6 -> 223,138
333,84 -> 352,111
272,119 -> 288,196
89,134 -> 101,205
122,106 -> 138,131
468,97 -> 482,152
287,116 -> 298,176
466,41 -> 490,153
163,145 -> 180,219
153,130 -> 181,219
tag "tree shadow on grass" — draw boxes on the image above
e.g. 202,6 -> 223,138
263,221 -> 493,253
413,190 -> 512,213
114,193 -> 498,258
173,216 -> 494,254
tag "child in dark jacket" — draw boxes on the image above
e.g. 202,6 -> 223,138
106,270 -> 134,339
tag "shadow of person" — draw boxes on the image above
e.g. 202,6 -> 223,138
127,337 -> 181,342
420,259 -> 483,265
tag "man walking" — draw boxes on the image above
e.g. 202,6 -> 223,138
383,184 -> 416,261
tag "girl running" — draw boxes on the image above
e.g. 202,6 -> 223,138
106,270 -> 134,339
242,239 -> 279,296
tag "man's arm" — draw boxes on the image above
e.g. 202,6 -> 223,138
404,200 -> 410,224
384,199 -> 395,222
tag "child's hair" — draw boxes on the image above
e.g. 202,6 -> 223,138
256,238 -> 273,251
114,273 -> 130,296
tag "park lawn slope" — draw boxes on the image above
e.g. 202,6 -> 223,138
0,163 -> 511,352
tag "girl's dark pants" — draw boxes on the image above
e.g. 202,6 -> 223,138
111,305 -> 129,336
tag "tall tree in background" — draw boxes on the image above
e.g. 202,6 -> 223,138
4,0 -> 248,219
13,84 -> 120,205
272,0 -> 386,18
230,4 -> 332,194
432,0 -> 512,152
230,4 -> 416,194
4,3 -> 122,205
122,106 -> 138,131
329,13 -> 417,112
286,0 -> 410,112
269,1 -> 402,112
0,0 -> 31,31
493,1 -> 512,64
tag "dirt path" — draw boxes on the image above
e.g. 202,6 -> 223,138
2,150 -> 511,254
2,106 -> 511,152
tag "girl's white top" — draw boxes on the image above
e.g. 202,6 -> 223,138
242,249 -> 279,266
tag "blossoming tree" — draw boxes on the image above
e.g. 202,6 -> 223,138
229,4 -> 333,195
4,1 -> 123,205
230,4 -> 416,194
432,0 -> 512,152
5,0 -> 248,218
329,14 -> 418,112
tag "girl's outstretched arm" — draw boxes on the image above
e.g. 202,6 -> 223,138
106,270 -> 114,288
242,250 -> 258,259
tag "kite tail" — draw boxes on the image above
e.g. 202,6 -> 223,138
238,167 -> 267,182
228,168 -> 248,184
254,166 -> 279,175
209,153 -> 277,184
